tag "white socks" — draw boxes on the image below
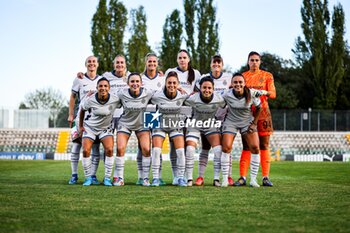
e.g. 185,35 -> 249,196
104,156 -> 114,179
176,148 -> 185,179
151,147 -> 162,179
136,149 -> 143,179
142,156 -> 151,179
82,156 -> 91,178
114,156 -> 125,179
250,153 -> 260,180
70,143 -> 81,175
90,144 -> 100,176
198,149 -> 209,177
212,145 -> 222,180
185,146 -> 195,181
221,152 -> 230,181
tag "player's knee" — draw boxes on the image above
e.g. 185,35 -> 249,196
222,144 -> 232,153
260,142 -> 269,150
250,145 -> 259,154
104,147 -> 113,157
141,147 -> 151,157
117,147 -> 125,156
82,149 -> 91,158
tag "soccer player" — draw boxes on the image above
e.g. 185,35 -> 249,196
185,76 -> 225,187
194,54 -> 233,187
76,55 -> 130,184
221,73 -> 267,187
113,73 -> 154,187
234,51 -> 276,187
79,78 -> 121,186
67,55 -> 101,185
133,53 -> 166,186
150,71 -> 188,187
164,49 -> 201,185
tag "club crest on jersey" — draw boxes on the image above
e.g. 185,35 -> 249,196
157,82 -> 161,87
223,80 -> 227,86
141,99 -> 146,104
176,101 -> 181,106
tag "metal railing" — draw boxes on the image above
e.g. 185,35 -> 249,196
271,109 -> 350,131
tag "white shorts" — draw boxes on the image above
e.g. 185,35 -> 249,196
152,128 -> 184,139
117,125 -> 150,136
82,126 -> 114,141
186,128 -> 221,144
221,121 -> 256,135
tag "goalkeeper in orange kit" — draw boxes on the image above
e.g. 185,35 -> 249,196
234,51 -> 276,187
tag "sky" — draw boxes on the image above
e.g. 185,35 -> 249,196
0,0 -> 349,109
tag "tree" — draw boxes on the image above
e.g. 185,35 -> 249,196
182,0 -> 220,73
91,0 -> 110,73
55,105 -> 69,128
20,88 -> 67,127
91,0 -> 128,73
160,10 -> 183,70
108,0 -> 128,59
336,48 -> 350,109
293,0 -> 347,109
126,6 -> 151,72
184,0 -> 197,67
196,0 -> 220,73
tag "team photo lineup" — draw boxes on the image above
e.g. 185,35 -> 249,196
68,49 -> 276,188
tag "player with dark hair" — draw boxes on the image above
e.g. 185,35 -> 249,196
221,73 -> 267,187
184,76 -> 225,187
234,51 -> 276,187
113,73 -> 154,187
164,49 -> 201,185
150,71 -> 188,187
134,53 -> 166,186
194,54 -> 233,187
78,77 -> 121,186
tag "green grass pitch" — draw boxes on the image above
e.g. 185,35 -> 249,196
0,160 -> 349,233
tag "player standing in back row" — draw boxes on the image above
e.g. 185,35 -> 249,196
67,55 -> 101,185
165,49 -> 201,185
235,51 -> 276,187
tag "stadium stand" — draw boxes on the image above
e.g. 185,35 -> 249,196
0,129 -> 349,161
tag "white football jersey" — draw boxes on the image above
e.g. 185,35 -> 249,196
117,88 -> 153,131
102,70 -> 130,118
185,92 -> 225,122
165,67 -> 201,95
142,73 -> 165,91
199,72 -> 232,95
222,89 -> 261,128
80,93 -> 121,134
151,90 -> 188,125
71,74 -> 102,106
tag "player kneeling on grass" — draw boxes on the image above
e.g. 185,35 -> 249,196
221,73 -> 268,187
184,76 -> 225,187
79,77 -> 121,186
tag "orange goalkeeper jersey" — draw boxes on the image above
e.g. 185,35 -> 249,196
242,69 -> 276,119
